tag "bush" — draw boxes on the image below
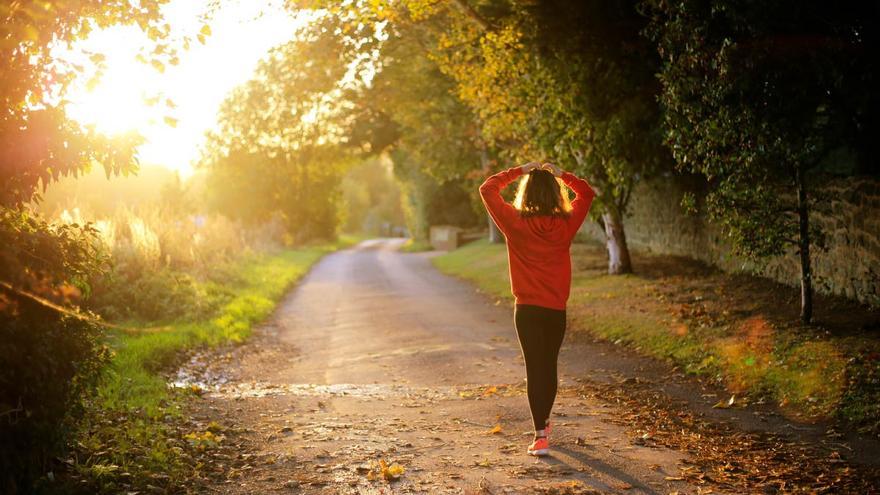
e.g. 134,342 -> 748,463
0,208 -> 112,492
57,207 -> 278,324
0,295 -> 109,494
87,268 -> 227,323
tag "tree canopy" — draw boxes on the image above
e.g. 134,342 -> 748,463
645,0 -> 880,321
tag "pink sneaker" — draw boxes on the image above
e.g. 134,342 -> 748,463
527,436 -> 549,456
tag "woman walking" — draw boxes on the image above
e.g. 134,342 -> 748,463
479,161 -> 595,456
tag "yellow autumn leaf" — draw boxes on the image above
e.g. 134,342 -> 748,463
488,424 -> 502,434
373,459 -> 404,481
712,395 -> 735,409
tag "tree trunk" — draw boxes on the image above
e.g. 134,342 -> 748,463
796,164 -> 813,324
478,142 -> 504,244
601,207 -> 632,275
488,214 -> 503,243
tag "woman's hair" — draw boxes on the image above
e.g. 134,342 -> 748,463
513,169 -> 571,217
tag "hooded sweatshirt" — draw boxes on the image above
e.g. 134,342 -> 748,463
479,167 -> 595,310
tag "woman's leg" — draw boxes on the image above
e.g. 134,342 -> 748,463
514,304 -> 567,432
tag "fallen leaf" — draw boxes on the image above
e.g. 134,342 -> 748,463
367,459 -> 405,481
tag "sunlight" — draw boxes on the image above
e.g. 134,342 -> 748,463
60,0 -> 308,178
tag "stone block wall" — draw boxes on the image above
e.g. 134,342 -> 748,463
581,174 -> 880,307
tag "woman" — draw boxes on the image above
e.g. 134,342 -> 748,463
479,161 -> 595,456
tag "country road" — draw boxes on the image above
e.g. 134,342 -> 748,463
181,239 -> 876,494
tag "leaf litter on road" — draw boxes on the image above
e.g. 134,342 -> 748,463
575,376 -> 880,493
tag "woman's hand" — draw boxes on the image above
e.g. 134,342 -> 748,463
521,161 -> 542,173
541,162 -> 563,177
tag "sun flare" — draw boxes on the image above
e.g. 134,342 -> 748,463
59,0 -> 306,178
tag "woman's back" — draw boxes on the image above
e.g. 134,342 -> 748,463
478,165 -> 595,310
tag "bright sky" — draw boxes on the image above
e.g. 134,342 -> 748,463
62,0 -> 307,178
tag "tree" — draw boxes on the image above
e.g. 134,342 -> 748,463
201,20 -> 356,242
0,0 -> 179,208
358,18 -> 488,240
396,0 -> 669,273
644,0 -> 880,323
0,2 -> 177,489
284,2 -> 490,241
1,0 -> 183,292
293,1 -> 672,269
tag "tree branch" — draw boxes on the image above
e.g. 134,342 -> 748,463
451,0 -> 493,31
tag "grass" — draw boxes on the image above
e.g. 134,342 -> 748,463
68,235 -> 360,492
433,239 -> 880,431
399,238 -> 434,253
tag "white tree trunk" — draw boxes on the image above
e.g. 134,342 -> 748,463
488,214 -> 504,243
602,209 -> 632,274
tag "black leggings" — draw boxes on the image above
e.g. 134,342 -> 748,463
514,304 -> 566,431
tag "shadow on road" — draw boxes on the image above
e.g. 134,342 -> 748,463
545,444 -> 660,494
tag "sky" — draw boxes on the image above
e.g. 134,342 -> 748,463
61,0 -> 307,178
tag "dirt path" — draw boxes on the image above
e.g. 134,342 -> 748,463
181,239 -> 877,494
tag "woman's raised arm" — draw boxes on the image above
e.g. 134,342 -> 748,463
560,171 -> 595,236
479,165 -> 531,235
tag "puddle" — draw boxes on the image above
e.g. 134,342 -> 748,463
169,349 -> 236,391
206,382 -> 456,400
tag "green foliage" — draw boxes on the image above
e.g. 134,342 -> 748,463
643,0 -> 878,259
644,0 -> 879,320
201,16 -> 362,243
340,158 -> 406,235
367,20 -> 488,237
363,19 -> 484,183
91,269 -> 224,323
424,1 -> 669,215
0,297 -> 110,493
0,207 -> 108,296
75,205 -> 280,323
393,150 -> 483,241
300,0 -> 668,270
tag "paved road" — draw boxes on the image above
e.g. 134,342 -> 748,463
192,239 -> 706,494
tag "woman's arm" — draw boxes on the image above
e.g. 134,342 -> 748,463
479,164 -> 534,234
541,163 -> 595,236
560,171 -> 596,235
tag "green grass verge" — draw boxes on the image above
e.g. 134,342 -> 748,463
433,239 -> 880,430
71,236 -> 360,492
399,238 -> 434,253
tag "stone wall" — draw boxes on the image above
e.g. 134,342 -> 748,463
581,174 -> 880,307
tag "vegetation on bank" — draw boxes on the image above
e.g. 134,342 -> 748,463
63,237 -> 357,494
399,238 -> 434,253
434,239 -> 880,432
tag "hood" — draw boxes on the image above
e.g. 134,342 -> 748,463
524,215 -> 568,243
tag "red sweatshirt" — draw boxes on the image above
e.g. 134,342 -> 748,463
479,167 -> 595,310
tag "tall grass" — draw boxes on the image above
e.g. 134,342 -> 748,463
55,206 -> 286,323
